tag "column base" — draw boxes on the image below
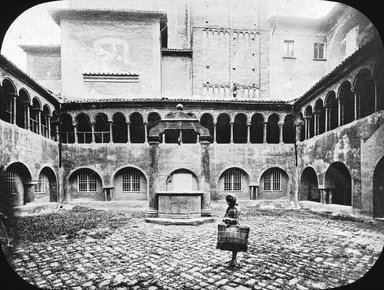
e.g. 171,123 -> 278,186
201,208 -> 212,217
146,209 -> 158,218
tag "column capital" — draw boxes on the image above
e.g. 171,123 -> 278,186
278,120 -> 284,127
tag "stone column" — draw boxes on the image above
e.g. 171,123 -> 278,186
319,189 -> 325,204
230,122 -> 233,144
47,116 -> 51,139
314,113 -> 319,136
73,122 -> 78,144
24,103 -> 30,129
263,121 -> 267,143
328,189 -> 333,204
200,140 -> 212,216
338,98 -> 342,127
109,121 -> 113,143
255,186 -> 259,200
91,122 -> 95,143
37,109 -> 41,134
278,120 -> 284,144
147,139 -> 160,217
55,124 -> 59,142
247,122 -> 251,144
304,117 -> 308,140
294,119 -> 303,142
374,81 -> 379,111
213,122 -> 216,144
127,121 -> 130,143
11,95 -> 17,124
144,122 -> 148,143
325,108 -> 330,132
354,90 -> 359,120
24,181 -> 38,204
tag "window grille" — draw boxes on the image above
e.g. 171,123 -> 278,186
284,40 -> 294,57
314,43 -> 326,59
264,169 -> 281,191
122,171 -> 141,192
4,171 -> 16,193
78,172 -> 97,192
35,176 -> 47,193
224,169 -> 241,191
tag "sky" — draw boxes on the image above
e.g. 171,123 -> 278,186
0,0 -> 337,72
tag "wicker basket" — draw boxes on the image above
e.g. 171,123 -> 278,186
216,223 -> 250,252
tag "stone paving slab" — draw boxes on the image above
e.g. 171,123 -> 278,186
2,209 -> 384,289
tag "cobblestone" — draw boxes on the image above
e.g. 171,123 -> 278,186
2,209 -> 384,289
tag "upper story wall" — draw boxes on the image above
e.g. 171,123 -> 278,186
55,10 -> 162,99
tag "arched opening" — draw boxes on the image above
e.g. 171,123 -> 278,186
35,167 -> 58,203
250,113 -> 264,143
298,167 -> 320,202
297,112 -> 305,142
355,68 -> 375,118
30,98 -> 41,134
373,156 -> 384,217
113,167 -> 147,200
94,113 -> 110,143
41,105 -> 51,138
267,114 -> 279,143
324,162 -> 351,206
374,60 -> 384,111
51,110 -> 59,141
148,112 -> 161,142
200,113 -> 214,143
304,106 -> 314,139
259,167 -> 289,199
0,162 -> 32,208
17,89 -> 30,129
218,167 -> 249,200
283,114 -> 294,143
68,168 -> 103,201
166,169 -> 199,192
216,113 -> 230,144
112,112 -> 127,143
130,112 -> 145,143
1,79 -> 16,123
76,113 -> 92,143
325,91 -> 338,130
339,81 -> 354,125
233,113 -> 247,143
314,99 -> 325,135
60,113 -> 75,143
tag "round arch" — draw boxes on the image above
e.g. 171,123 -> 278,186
373,155 -> 384,217
67,167 -> 104,202
112,166 -> 148,200
259,166 -> 289,200
218,167 -> 250,200
165,168 -> 200,192
298,167 -> 320,202
324,162 -> 352,206
36,166 -> 58,203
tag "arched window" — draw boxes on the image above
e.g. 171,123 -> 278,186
41,105 -> 51,138
304,106 -> 314,139
60,113 -> 75,143
267,114 -> 279,143
224,168 -> 242,191
283,114 -> 294,143
17,89 -> 30,129
233,113 -> 247,143
113,167 -> 148,200
297,113 -> 305,142
94,113 -> 110,143
130,112 -> 145,143
112,113 -> 127,143
325,91 -> 338,130
250,113 -> 264,143
339,81 -> 354,125
68,168 -> 103,201
216,113 -> 230,144
200,113 -> 214,143
314,99 -> 325,135
76,113 -> 92,143
374,61 -> 384,111
1,79 -> 16,123
259,167 -> 289,199
30,98 -> 41,134
355,68 -> 375,118
51,110 -> 59,141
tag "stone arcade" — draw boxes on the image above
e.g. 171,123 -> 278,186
0,0 -> 384,219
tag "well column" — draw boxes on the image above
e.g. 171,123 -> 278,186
200,139 -> 212,216
147,137 -> 160,217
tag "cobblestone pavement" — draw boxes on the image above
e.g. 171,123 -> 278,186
2,208 -> 384,290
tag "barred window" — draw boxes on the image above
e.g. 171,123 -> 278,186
264,169 -> 281,191
35,176 -> 48,193
224,169 -> 241,191
122,171 -> 141,192
78,172 -> 97,192
284,40 -> 294,57
4,171 -> 16,193
314,43 -> 326,59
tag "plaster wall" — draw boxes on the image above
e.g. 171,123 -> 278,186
161,55 -> 192,97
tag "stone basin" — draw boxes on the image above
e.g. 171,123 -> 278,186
157,191 -> 203,219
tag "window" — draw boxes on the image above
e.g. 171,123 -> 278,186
224,169 -> 241,191
4,171 -> 16,193
314,43 -> 326,60
35,176 -> 48,193
264,169 -> 281,191
122,171 -> 140,192
284,40 -> 294,58
78,172 -> 97,192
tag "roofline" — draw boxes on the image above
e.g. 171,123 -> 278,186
48,8 -> 167,25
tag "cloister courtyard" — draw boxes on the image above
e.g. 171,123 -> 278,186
1,201 -> 384,290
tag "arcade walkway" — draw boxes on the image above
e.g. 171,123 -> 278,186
2,203 -> 384,289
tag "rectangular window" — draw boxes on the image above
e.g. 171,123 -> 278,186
264,170 -> 281,191
4,171 -> 16,193
224,169 -> 242,191
35,177 -> 47,193
78,172 -> 96,192
122,171 -> 141,192
284,40 -> 294,58
314,43 -> 326,60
